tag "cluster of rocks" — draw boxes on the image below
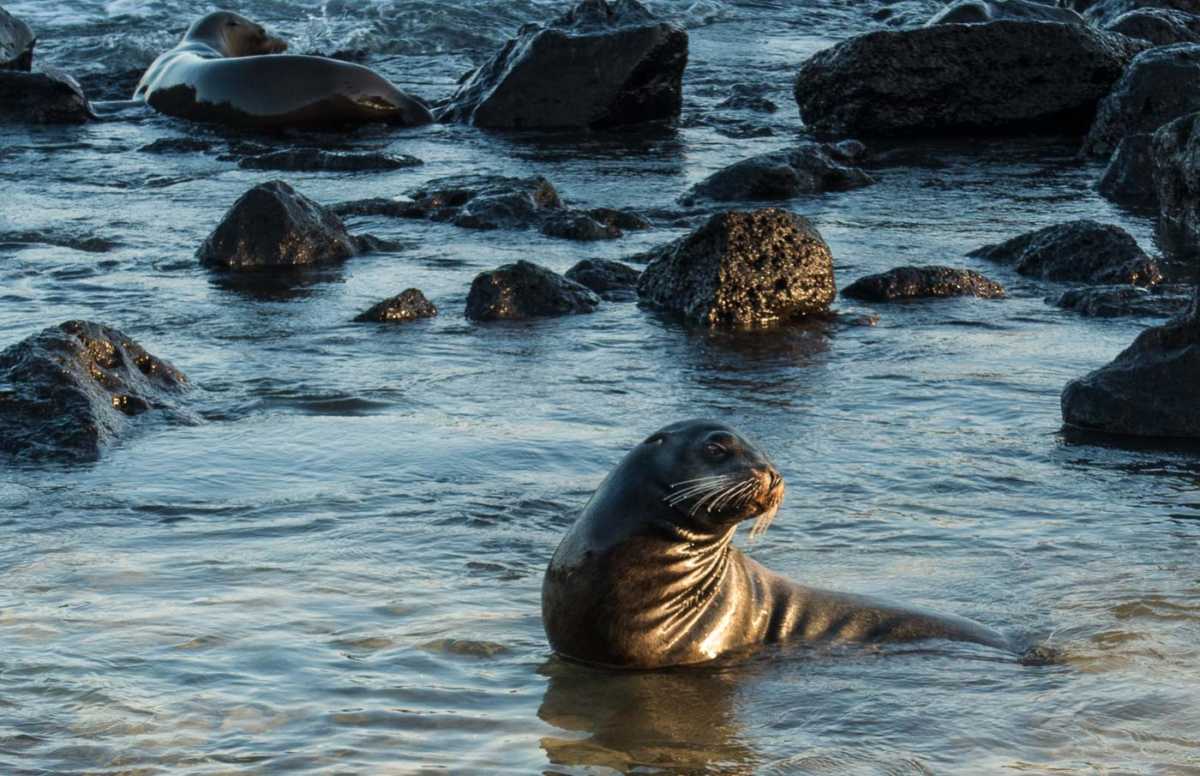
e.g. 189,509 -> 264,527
0,6 -> 94,124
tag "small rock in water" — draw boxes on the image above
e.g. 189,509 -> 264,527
406,174 -> 563,230
637,208 -> 836,327
967,220 -> 1162,286
1104,8 -> 1200,46
0,68 -> 95,124
237,150 -> 423,173
585,208 -> 651,232
0,6 -> 34,71
541,212 -> 621,241
1097,133 -> 1157,210
354,289 -> 438,323
565,259 -> 641,301
1062,287 -> 1200,437
438,0 -> 688,128
466,260 -> 600,321
926,0 -> 1085,25
842,266 -> 1006,301
0,321 -> 187,462
138,138 -> 216,155
1051,284 -> 1193,317
684,143 -> 874,203
197,181 -> 359,271
419,639 -> 509,658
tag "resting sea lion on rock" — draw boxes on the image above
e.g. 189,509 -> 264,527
134,11 -> 433,129
542,420 -> 1022,669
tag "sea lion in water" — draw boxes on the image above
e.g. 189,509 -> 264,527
542,419 -> 1014,668
134,11 -> 433,129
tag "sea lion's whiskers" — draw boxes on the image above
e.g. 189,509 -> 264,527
711,478 -> 757,511
747,502 -> 780,541
665,480 -> 730,503
670,475 -> 737,487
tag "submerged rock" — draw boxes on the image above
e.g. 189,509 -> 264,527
565,259 -> 641,301
1097,133 -> 1157,209
1061,287 -> 1200,437
926,0 -> 1085,25
406,174 -> 562,229
684,143 -> 874,203
794,21 -> 1147,137
1084,0 -> 1200,27
967,220 -> 1162,286
1051,284 -> 1193,316
238,150 -> 423,172
354,289 -> 438,323
198,180 -> 358,271
1153,111 -> 1200,250
841,266 -> 1006,301
466,261 -> 600,321
0,68 -> 94,124
1104,8 -> 1200,46
439,0 -> 688,129
1082,44 -> 1200,158
1,6 -> 34,71
0,321 -> 187,461
541,212 -> 621,241
637,208 -> 835,327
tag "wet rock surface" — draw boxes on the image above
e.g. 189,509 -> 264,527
1084,0 -> 1200,27
438,0 -> 688,129
1062,288 -> 1200,437
684,143 -> 874,203
0,6 -> 34,71
841,266 -> 1006,301
198,180 -> 359,271
927,0 -> 1085,25
237,150 -> 423,172
1153,111 -> 1200,251
565,259 -> 641,301
466,260 -> 600,321
0,68 -> 94,124
1104,8 -> 1200,46
968,220 -> 1163,285
1098,133 -> 1157,209
637,208 -> 835,327
1051,283 -> 1193,316
354,289 -> 439,323
1082,44 -> 1200,157
0,321 -> 187,462
795,21 -> 1147,137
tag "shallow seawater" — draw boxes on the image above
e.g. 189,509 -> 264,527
2,1 -> 1199,773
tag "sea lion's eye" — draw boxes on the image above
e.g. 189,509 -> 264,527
644,434 -> 664,446
704,442 -> 727,458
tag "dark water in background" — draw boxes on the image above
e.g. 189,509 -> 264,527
1,1 -> 1199,773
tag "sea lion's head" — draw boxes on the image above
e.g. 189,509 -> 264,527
186,11 -> 288,57
615,419 -> 785,539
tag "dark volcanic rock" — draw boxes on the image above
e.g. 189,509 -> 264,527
1,6 -> 34,71
438,0 -> 687,128
354,289 -> 438,323
138,138 -> 216,154
684,143 -> 874,203
541,212 -> 621,241
405,174 -> 563,229
1082,44 -> 1200,157
0,68 -> 94,124
842,266 -> 1006,301
238,150 -> 423,172
1061,287 -> 1200,436
198,181 -> 358,271
927,0 -> 1085,25
968,220 -> 1163,285
0,321 -> 187,461
637,208 -> 835,327
1097,133 -> 1157,209
1153,111 -> 1200,250
565,259 -> 641,300
1085,0 -> 1200,27
794,21 -> 1147,137
586,207 -> 651,232
1051,283 -> 1193,316
466,261 -> 600,321
1105,8 -> 1200,46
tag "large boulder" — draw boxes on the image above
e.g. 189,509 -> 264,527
1152,111 -> 1200,250
465,261 -> 600,320
1097,132 -> 1158,209
354,289 -> 438,323
198,180 -> 358,271
927,0 -> 1085,25
1084,0 -> 1200,26
0,321 -> 187,461
636,209 -> 835,327
842,266 -> 1006,301
438,0 -> 687,129
794,21 -> 1147,137
967,220 -> 1163,285
1061,287 -> 1200,436
0,68 -> 94,124
683,143 -> 874,203
1082,44 -> 1200,158
1104,8 -> 1200,46
565,258 -> 641,301
1051,283 -> 1193,316
1,6 -> 34,71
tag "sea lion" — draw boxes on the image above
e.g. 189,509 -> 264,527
134,11 -> 433,129
542,419 -> 1014,669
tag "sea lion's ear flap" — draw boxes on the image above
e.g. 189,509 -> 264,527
643,433 -> 665,446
